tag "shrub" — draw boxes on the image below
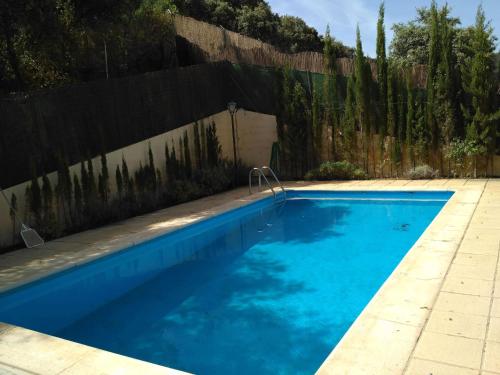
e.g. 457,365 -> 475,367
406,164 -> 439,179
304,161 -> 367,180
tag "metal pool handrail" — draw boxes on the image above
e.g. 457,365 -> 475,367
260,166 -> 286,200
248,166 -> 286,201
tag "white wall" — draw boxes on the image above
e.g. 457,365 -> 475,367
0,110 -> 277,247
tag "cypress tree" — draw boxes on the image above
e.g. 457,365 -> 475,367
397,76 -> 407,145
73,174 -> 83,226
354,25 -> 370,171
121,157 -> 130,195
80,161 -> 89,204
9,193 -> 17,244
116,165 -> 123,201
165,142 -> 173,183
311,83 -> 322,164
289,81 -> 310,176
193,122 -> 203,169
206,122 -> 221,168
387,64 -> 399,174
183,131 -> 192,178
376,2 -> 388,138
42,174 -> 53,217
55,154 -> 72,225
148,144 -> 157,192
41,174 -> 55,237
156,169 -> 162,190
24,186 -> 32,223
87,158 -> 97,201
406,75 -> 415,167
436,8 -> 457,146
323,25 -> 340,158
30,173 -> 41,225
462,5 -> 498,172
200,122 -> 207,167
98,153 -> 110,204
170,140 -> 180,179
415,101 -> 428,164
343,75 -> 357,163
178,137 -> 185,179
427,0 -> 440,158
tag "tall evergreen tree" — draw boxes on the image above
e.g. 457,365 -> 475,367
193,122 -> 203,169
29,170 -> 42,225
206,123 -> 221,168
376,2 -> 388,138
183,131 -> 192,178
462,5 -> 498,171
9,193 -> 17,243
73,174 -> 83,226
311,83 -> 322,164
435,6 -> 459,155
41,174 -> 55,236
55,155 -> 72,224
178,137 -> 185,178
115,165 -> 123,201
387,63 -> 399,174
343,75 -> 357,163
147,144 -> 157,192
406,74 -> 416,167
426,0 -> 440,159
98,153 -> 110,204
354,25 -> 370,171
323,25 -> 340,157
414,100 -> 428,164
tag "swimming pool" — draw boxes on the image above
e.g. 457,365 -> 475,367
0,190 -> 452,374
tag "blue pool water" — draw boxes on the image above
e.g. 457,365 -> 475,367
0,190 -> 452,374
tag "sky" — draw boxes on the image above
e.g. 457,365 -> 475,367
267,0 -> 500,57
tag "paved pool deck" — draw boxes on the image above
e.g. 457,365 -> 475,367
0,179 -> 499,375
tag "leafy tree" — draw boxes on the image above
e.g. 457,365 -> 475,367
390,3 -> 470,68
275,16 -> 322,53
236,3 -> 277,43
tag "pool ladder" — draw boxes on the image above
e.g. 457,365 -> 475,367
249,166 -> 286,201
